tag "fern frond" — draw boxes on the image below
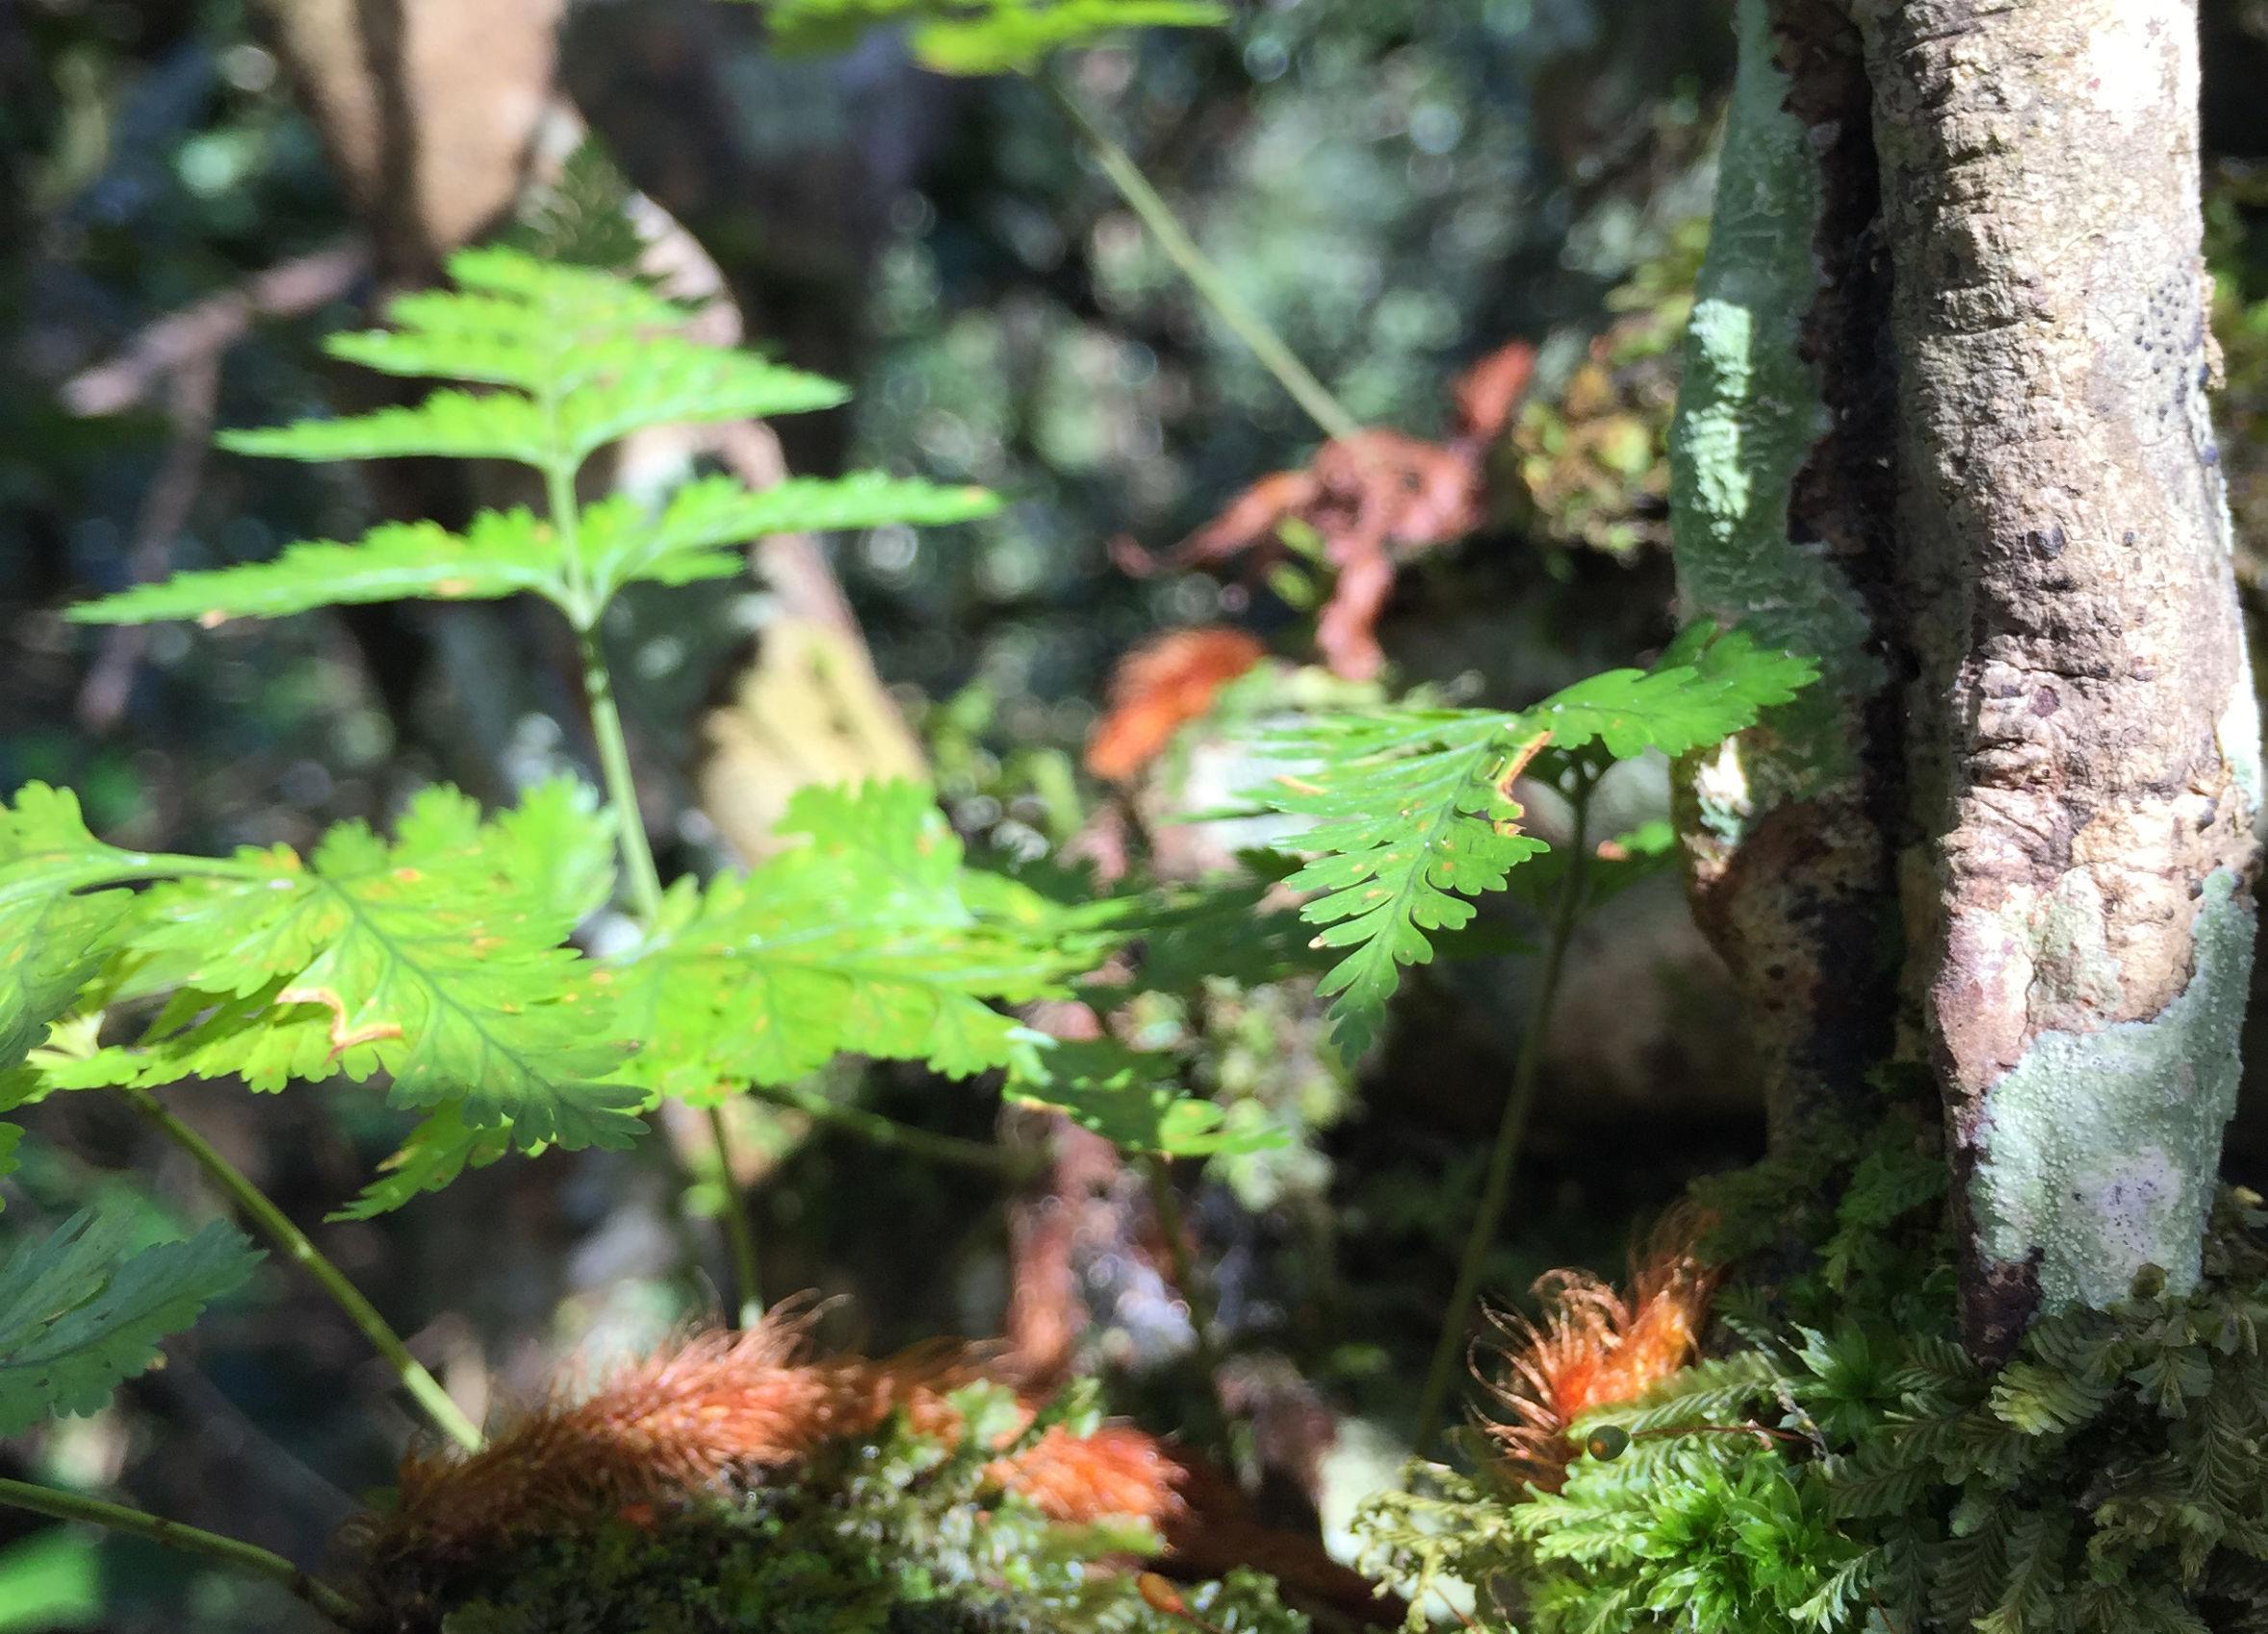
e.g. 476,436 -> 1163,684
1005,1038 -> 1286,1157
1255,626 -> 1814,1056
1261,711 -> 1538,1058
67,510 -> 564,626
74,246 -> 992,633
0,1210 -> 262,1434
575,471 -> 997,607
234,245 -> 844,468
613,782 -> 1082,1100
1525,628 -> 1817,760
0,784 -> 147,1072
755,0 -> 1228,75
328,1105 -> 514,1222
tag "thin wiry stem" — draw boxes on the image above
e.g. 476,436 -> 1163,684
705,1103 -> 763,1328
127,1089 -> 485,1453
1414,770 -> 1595,1451
0,1477 -> 360,1623
1046,75 -> 1365,446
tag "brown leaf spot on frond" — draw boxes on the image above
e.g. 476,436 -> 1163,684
275,986 -> 405,1058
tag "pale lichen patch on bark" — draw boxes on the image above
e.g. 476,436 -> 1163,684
1670,0 -> 1877,819
1667,0 -> 1903,1145
1970,869 -> 2253,1314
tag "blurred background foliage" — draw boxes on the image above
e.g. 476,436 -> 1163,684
3,1 -> 2267,1627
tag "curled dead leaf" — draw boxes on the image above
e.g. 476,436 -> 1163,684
1084,627 -> 1266,783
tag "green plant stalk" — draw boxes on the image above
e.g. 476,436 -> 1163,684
747,1080 -> 1034,1178
0,1477 -> 360,1623
1413,770 -> 1595,1451
1045,76 -> 1365,447
705,1102 -> 764,1327
541,452 -> 760,1323
124,1087 -> 485,1454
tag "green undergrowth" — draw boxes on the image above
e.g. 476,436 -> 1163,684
357,1383 -> 1306,1634
1360,1108 -> 2268,1633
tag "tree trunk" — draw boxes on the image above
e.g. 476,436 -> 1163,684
1674,0 -> 2259,1358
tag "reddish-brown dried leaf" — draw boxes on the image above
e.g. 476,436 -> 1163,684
1144,342 -> 1535,681
1085,626 -> 1266,782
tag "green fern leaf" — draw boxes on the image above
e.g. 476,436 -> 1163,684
1526,627 -> 1818,760
1006,1039 -> 1288,1157
1988,1360 -> 2112,1436
327,1105 -> 514,1222
76,247 -> 994,633
614,781 -> 1081,1099
0,785 -> 148,1072
755,0 -> 1227,75
1259,711 -> 1542,1059
90,784 -> 638,1150
0,1210 -> 262,1435
219,389 -> 559,467
1255,627 -> 1814,1056
576,471 -> 998,606
68,510 -> 563,627
220,247 -> 845,472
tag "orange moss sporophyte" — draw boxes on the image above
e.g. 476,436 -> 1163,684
1478,1213 -> 1717,1491
361,1310 -> 1189,1568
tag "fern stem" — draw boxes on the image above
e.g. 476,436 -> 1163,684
1414,772 -> 1595,1451
541,455 -> 757,1322
545,453 -> 665,924
1045,76 -> 1365,447
125,1088 -> 485,1453
746,1080 -> 1032,1177
0,1476 -> 361,1621
575,622 -> 666,923
705,1102 -> 764,1327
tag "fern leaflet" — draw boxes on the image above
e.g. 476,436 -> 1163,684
1255,626 -> 1815,1056
43,781 -> 639,1152
69,246 -> 998,632
0,1210 -> 262,1435
753,0 -> 1227,75
611,782 -> 1087,1100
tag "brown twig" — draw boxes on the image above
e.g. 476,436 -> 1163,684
60,241 -> 368,418
62,240 -> 369,731
74,355 -> 219,731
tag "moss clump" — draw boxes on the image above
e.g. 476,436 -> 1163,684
356,1384 -> 1307,1634
1360,1111 -> 2268,1632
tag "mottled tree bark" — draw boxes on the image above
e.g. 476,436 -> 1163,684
1677,0 -> 2260,1359
1853,0 -> 2258,1354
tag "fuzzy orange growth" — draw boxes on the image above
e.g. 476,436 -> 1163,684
1084,626 -> 1267,782
374,1315 -> 1186,1566
1481,1216 -> 1715,1492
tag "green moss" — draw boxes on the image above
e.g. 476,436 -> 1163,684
361,1386 -> 1307,1634
1357,1115 -> 2268,1633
